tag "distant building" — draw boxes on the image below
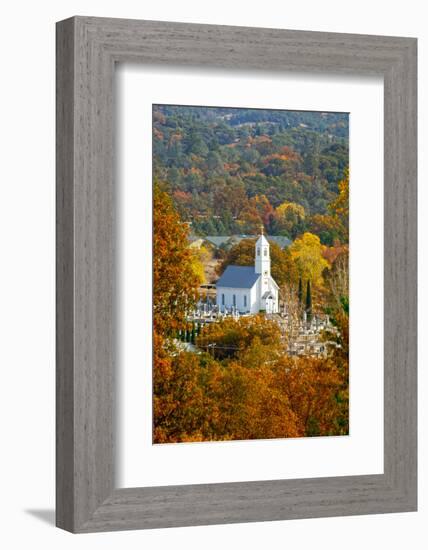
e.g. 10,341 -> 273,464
216,231 -> 279,314
188,238 -> 205,250
203,234 -> 291,251
266,235 -> 292,249
203,236 -> 231,248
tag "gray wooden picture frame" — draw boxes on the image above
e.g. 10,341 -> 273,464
56,16 -> 417,533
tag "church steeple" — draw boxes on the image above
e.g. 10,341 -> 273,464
255,228 -> 270,276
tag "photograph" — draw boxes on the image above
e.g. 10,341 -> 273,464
152,104 -> 350,444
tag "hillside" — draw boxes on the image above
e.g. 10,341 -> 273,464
153,105 -> 349,243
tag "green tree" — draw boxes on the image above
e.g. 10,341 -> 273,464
298,277 -> 303,306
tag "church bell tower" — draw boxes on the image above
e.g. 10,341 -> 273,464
255,227 -> 270,278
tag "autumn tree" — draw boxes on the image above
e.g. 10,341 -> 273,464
273,201 -> 306,238
190,244 -> 211,285
250,194 -> 275,231
153,341 -> 206,443
220,361 -> 301,440
216,238 -> 255,272
212,179 -> 247,219
197,315 -> 282,360
324,247 -> 349,335
274,356 -> 346,436
288,232 -> 330,288
236,203 -> 263,234
153,183 -> 200,336
329,168 -> 349,243
307,213 -> 343,246
322,242 -> 347,266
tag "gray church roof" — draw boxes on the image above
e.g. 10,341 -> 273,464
216,266 -> 260,289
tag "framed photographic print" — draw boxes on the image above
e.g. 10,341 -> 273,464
56,17 -> 417,532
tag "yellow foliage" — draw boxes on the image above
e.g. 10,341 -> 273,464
288,232 -> 330,287
190,249 -> 206,285
276,201 -> 305,220
274,201 -> 305,235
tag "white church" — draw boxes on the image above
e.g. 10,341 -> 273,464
216,232 -> 279,315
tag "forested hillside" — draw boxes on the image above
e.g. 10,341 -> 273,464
153,105 -> 349,243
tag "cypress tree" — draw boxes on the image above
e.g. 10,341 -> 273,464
298,277 -> 303,306
305,280 -> 312,322
191,323 -> 196,345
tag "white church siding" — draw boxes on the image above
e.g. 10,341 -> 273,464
254,278 -> 261,312
249,283 -> 259,313
216,285 -> 258,314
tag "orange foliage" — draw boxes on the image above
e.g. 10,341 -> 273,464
198,315 -> 282,360
274,356 -> 345,435
246,135 -> 272,145
153,313 -> 349,443
168,132 -> 182,143
250,194 -> 275,228
223,162 -> 240,173
153,127 -> 164,141
153,184 -> 200,336
173,189 -> 193,204
263,147 -> 302,164
322,243 -> 348,265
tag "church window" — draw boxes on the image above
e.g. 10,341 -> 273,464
244,295 -> 247,308
264,248 -> 267,256
257,248 -> 260,256
233,294 -> 236,306
221,293 -> 225,305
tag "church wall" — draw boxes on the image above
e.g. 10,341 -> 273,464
216,285 -> 258,314
254,279 -> 261,312
249,284 -> 259,314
